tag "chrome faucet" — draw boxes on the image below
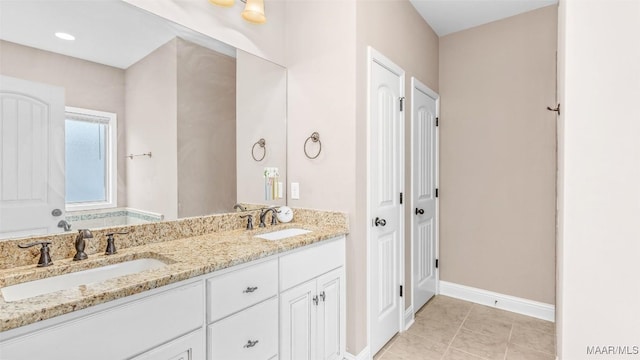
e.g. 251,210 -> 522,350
73,229 -> 93,261
259,208 -> 278,228
233,203 -> 247,211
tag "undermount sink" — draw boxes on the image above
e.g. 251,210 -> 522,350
254,228 -> 312,241
1,258 -> 167,302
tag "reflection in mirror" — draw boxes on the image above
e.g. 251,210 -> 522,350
0,1 -> 287,240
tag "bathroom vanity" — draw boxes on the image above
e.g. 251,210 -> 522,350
0,210 -> 347,360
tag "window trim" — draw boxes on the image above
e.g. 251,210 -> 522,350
64,106 -> 118,211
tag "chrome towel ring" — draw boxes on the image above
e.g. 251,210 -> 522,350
252,138 -> 266,161
304,132 -> 322,159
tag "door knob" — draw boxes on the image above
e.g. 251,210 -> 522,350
374,217 -> 387,227
415,208 -> 424,215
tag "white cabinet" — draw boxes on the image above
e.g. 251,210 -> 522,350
207,258 -> 279,360
0,236 -> 345,360
207,259 -> 278,323
279,237 -> 346,360
133,328 -> 205,360
0,281 -> 204,360
316,270 -> 343,360
280,279 -> 317,360
208,297 -> 278,360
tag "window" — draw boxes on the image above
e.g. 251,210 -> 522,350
65,107 -> 117,210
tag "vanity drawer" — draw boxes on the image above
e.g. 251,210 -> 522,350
208,297 -> 278,360
279,236 -> 345,291
207,258 -> 278,323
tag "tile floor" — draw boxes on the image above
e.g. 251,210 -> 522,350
374,296 -> 556,360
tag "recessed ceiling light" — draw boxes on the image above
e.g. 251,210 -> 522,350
54,32 -> 75,41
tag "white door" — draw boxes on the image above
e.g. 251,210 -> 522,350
316,268 -> 343,360
411,78 -> 439,311
368,48 -> 405,355
280,279 -> 317,360
0,75 -> 65,239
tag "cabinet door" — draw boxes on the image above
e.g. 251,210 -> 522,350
279,279 -> 317,360
316,268 -> 344,360
132,328 -> 205,360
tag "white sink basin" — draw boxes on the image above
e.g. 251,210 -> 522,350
1,258 -> 167,302
255,228 -> 311,241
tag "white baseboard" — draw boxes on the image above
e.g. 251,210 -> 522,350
404,305 -> 415,330
344,346 -> 370,360
439,281 -> 555,322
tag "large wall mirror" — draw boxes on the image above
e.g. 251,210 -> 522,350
0,1 -> 287,240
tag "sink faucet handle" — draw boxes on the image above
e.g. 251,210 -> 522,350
73,229 -> 94,261
240,214 -> 254,230
17,241 -> 53,267
105,232 -> 129,255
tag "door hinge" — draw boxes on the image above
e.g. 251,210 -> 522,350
435,259 -> 439,269
400,285 -> 403,297
400,192 -> 403,204
435,188 -> 439,198
436,117 -> 439,127
399,97 -> 405,111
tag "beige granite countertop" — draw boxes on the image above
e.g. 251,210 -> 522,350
0,214 -> 348,333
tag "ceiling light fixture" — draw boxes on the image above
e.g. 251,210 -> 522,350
208,0 -> 266,25
54,32 -> 75,41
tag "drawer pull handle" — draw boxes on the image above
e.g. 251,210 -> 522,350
320,291 -> 326,302
243,286 -> 258,293
244,340 -> 259,348
313,295 -> 319,306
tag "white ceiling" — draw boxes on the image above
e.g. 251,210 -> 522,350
0,0 -> 235,69
410,0 -> 558,36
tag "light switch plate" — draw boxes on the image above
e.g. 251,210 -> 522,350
291,182 -> 300,199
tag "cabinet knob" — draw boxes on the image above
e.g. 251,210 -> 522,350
313,295 -> 319,305
320,291 -> 326,302
243,286 -> 258,293
243,339 -> 259,348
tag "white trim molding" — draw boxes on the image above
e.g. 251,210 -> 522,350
404,305 -> 415,331
344,346 -> 371,360
439,281 -> 555,322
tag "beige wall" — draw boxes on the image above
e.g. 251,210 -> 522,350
557,0 -> 640,356
439,6 -> 557,304
285,0 -> 439,354
125,39 -> 179,219
0,40 -> 127,207
356,0 -> 439,312
177,38 -> 237,217
284,0 -> 359,352
236,50 -> 287,207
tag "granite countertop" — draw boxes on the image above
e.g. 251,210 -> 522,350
0,223 -> 347,333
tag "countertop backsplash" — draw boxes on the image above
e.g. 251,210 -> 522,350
0,207 -> 348,270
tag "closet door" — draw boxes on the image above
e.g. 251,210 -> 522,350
411,77 -> 439,311
368,47 -> 405,356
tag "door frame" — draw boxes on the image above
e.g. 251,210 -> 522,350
409,78 -> 440,313
366,46 -> 406,355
